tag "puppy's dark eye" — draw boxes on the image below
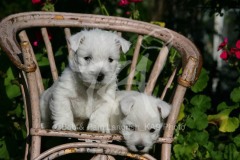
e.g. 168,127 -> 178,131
108,58 -> 113,63
84,56 -> 92,61
149,128 -> 155,133
128,125 -> 136,131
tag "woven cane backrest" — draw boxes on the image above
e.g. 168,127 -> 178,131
0,12 -> 202,160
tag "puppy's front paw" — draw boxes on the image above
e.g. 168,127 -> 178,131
87,121 -> 110,133
52,122 -> 76,131
41,122 -> 51,129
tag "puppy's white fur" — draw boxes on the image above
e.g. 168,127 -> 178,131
110,91 -> 171,153
40,29 -> 131,133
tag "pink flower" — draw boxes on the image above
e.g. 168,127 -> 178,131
118,0 -> 130,6
31,31 -> 52,47
33,41 -> 38,47
118,0 -> 142,6
219,39 -> 240,63
236,40 -> 240,48
220,50 -> 228,60
235,51 -> 240,59
32,0 -> 42,4
218,38 -> 228,51
230,47 -> 240,59
234,40 -> 240,59
125,11 -> 131,15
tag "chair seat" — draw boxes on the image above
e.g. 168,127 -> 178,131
0,11 -> 202,160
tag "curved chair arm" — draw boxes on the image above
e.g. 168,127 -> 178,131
34,142 -> 156,160
0,11 -> 202,86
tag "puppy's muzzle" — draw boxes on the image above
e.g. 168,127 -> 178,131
135,144 -> 145,151
97,72 -> 105,82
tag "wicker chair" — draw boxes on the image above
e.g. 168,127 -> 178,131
0,12 -> 202,160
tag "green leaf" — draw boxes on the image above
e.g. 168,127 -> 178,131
186,109 -> 208,130
233,135 -> 240,147
4,68 -> 20,99
5,85 -> 21,99
204,142 -> 224,160
204,141 -> 214,151
173,143 -> 199,160
4,67 -> 15,86
136,54 -> 152,71
190,95 -> 211,112
191,68 -> 209,93
217,102 -> 229,112
144,37 -> 163,47
35,53 -> 50,67
220,117 -> 239,132
55,46 -> 65,56
169,48 -> 181,67
187,131 -> 209,145
174,133 -> 185,144
8,104 -> 23,118
177,104 -> 185,122
208,107 -> 239,132
230,87 -> 240,103
133,10 -> 140,20
224,143 -> 240,160
0,139 -> 9,159
38,56 -> 50,67
42,2 -> 55,11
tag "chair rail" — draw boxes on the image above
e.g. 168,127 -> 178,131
30,128 -> 174,144
33,142 -> 156,160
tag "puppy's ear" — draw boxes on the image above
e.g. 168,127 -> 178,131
68,32 -> 85,72
156,100 -> 172,119
119,97 -> 134,116
69,32 -> 85,52
115,37 -> 131,53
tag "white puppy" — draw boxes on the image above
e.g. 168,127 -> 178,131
40,29 -> 131,133
110,91 -> 171,153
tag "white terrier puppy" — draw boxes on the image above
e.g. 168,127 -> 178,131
110,91 -> 171,153
40,29 -> 131,133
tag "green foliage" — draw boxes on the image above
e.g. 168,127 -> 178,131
233,136 -> 240,147
190,94 -> 211,112
185,94 -> 211,131
186,108 -> 208,130
4,67 -> 21,99
191,68 -> 209,93
173,66 -> 240,159
173,143 -> 199,160
0,139 -> 9,159
208,104 -> 239,132
177,104 -> 185,122
0,52 -> 26,159
224,143 -> 240,159
204,142 -> 224,160
230,87 -> 240,103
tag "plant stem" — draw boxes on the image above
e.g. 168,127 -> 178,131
97,0 -> 109,16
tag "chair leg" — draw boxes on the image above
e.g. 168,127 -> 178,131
161,85 -> 187,160
30,136 -> 41,160
161,144 -> 171,160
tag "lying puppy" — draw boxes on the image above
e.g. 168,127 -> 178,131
110,91 -> 172,153
40,29 -> 131,133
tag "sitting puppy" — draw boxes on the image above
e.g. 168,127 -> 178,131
110,91 -> 171,153
40,29 -> 131,133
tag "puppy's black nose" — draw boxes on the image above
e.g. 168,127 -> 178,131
135,144 -> 145,151
97,73 -> 105,82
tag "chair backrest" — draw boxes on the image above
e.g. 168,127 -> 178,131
0,12 -> 202,160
